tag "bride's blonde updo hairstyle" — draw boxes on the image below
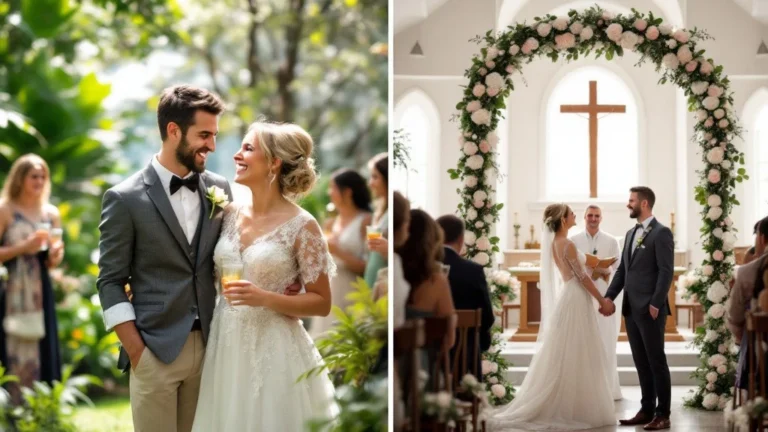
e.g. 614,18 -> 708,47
247,120 -> 318,199
543,203 -> 570,233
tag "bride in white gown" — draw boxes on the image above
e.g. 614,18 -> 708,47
488,204 -> 616,431
191,121 -> 337,431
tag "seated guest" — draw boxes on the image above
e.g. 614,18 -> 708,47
396,209 -> 456,347
744,221 -> 761,265
436,214 -> 494,380
727,216 -> 768,393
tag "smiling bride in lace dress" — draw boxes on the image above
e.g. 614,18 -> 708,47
191,121 -> 338,431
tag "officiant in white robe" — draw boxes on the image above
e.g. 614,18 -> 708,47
570,205 -> 623,400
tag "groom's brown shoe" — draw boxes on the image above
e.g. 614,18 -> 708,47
618,411 -> 653,426
643,417 -> 671,430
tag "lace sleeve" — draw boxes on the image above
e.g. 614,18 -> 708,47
564,241 -> 590,284
294,217 -> 337,285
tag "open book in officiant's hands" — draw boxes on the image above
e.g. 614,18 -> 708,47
584,254 -> 618,282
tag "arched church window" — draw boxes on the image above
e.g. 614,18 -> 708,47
545,66 -> 639,200
755,106 -> 768,220
393,90 -> 440,215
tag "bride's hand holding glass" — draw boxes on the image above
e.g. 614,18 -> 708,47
223,280 -> 273,307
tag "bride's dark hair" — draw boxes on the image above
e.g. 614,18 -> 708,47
543,203 -> 570,233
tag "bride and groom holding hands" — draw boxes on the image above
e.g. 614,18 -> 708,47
96,85 -> 337,431
489,186 -> 674,431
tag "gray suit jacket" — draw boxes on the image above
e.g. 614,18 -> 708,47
606,218 -> 675,316
97,163 -> 232,371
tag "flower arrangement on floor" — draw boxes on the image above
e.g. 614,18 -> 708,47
451,4 -> 746,409
724,397 -> 768,431
683,267 -> 738,410
479,269 -> 519,405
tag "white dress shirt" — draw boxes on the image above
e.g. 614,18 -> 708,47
630,215 -> 655,256
571,230 -> 621,273
103,156 -> 202,330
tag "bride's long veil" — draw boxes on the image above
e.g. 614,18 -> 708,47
537,223 -> 563,343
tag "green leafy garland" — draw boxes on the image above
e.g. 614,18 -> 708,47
452,5 -> 745,410
482,270 -> 520,405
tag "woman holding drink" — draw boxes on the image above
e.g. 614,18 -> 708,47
363,153 -> 388,288
0,154 -> 65,403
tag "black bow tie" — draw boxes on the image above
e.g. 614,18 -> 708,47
170,174 -> 199,194
635,223 -> 643,230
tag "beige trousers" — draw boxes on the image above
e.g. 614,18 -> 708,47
129,331 -> 205,432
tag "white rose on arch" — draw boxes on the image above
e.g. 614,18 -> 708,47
465,231 -> 477,246
707,281 -> 727,303
708,303 -> 725,319
606,23 -> 623,41
705,329 -> 719,342
466,100 -> 482,113
580,26 -> 594,40
466,155 -> 485,170
569,22 -> 584,34
471,109 -> 491,126
463,142 -> 479,156
620,31 -> 639,50
691,81 -> 709,95
464,175 -> 478,188
706,147 -> 724,164
553,16 -> 570,31
474,252 -> 490,266
485,72 -> 504,91
707,206 -> 723,221
707,194 -> 722,207
702,96 -> 720,111
467,208 -> 478,221
476,236 -> 492,251
537,22 -> 552,37
473,190 -> 488,202
695,109 -> 708,122
676,45 -> 693,63
662,53 -> 680,69
487,131 -> 500,147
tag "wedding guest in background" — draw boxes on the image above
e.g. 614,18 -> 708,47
727,216 -> 768,393
386,191 -> 411,328
311,168 -> 371,338
743,221 -> 761,265
436,214 -> 494,381
0,154 -> 64,403
397,209 -> 455,347
364,153 -> 388,288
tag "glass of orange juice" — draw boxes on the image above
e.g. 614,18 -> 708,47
35,222 -> 51,251
366,225 -> 382,240
221,262 -> 244,309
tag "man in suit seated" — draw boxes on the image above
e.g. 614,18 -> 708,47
436,215 -> 495,382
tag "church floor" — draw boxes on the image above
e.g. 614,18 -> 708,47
587,386 -> 723,431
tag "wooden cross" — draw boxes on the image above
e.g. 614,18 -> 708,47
560,81 -> 626,198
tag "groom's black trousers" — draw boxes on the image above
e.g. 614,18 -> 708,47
624,310 -> 671,417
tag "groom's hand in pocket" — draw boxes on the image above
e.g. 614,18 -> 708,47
114,321 -> 146,371
649,305 -> 659,320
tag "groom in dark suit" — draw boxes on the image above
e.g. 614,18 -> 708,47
602,186 -> 674,431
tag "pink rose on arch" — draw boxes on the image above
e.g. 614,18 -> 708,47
685,61 -> 698,73
634,19 -> 648,31
700,61 -> 714,75
708,168 -> 721,184
486,202 -> 493,208
719,119 -> 729,128
673,29 -> 690,43
704,117 -> 714,128
487,87 -> 500,97
486,60 -> 496,69
506,65 -> 516,74
645,25 -> 659,40
479,68 -> 488,76
555,33 -> 576,50
473,84 -> 486,97
713,250 -> 725,261
479,141 -> 491,153
466,100 -> 482,113
474,200 -> 484,209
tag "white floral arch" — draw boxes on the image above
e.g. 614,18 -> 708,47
451,5 -> 747,410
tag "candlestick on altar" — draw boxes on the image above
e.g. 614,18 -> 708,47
513,223 -> 521,249
670,211 -> 676,245
514,212 -> 518,224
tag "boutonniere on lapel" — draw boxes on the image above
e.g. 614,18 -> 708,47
635,226 -> 653,249
205,186 -> 230,219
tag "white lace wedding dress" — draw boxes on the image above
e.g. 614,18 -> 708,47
488,237 -> 616,431
191,206 -> 338,431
